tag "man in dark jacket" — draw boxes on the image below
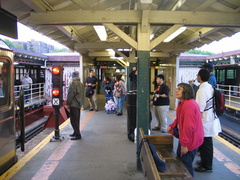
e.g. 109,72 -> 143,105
67,71 -> 84,140
151,74 -> 170,133
129,66 -> 137,90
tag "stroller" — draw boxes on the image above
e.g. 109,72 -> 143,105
105,98 -> 117,114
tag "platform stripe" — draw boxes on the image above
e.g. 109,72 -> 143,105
214,136 -> 240,154
214,147 -> 240,175
31,111 -> 94,180
0,111 -> 94,180
224,162 -> 240,175
31,161 -> 59,180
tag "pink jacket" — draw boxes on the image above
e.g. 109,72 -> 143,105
169,99 -> 204,151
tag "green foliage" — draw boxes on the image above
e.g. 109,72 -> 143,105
3,39 -> 23,49
3,39 -> 15,47
54,47 -> 68,52
188,49 -> 215,55
14,44 -> 24,49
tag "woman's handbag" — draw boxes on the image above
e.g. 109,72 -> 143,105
114,91 -> 122,98
137,138 -> 166,172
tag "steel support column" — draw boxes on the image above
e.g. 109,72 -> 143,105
136,50 -> 150,170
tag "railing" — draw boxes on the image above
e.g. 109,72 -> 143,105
14,83 -> 46,104
217,84 -> 240,110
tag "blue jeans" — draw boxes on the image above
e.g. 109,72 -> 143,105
116,94 -> 126,113
24,89 -> 30,100
177,142 -> 197,177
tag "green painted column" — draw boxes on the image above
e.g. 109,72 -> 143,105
136,50 -> 150,170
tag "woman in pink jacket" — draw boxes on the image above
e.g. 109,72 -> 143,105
167,83 -> 204,177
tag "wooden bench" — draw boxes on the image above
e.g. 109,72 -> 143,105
138,128 -> 193,180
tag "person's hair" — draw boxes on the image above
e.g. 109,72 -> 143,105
198,69 -> 210,82
104,76 -> 111,82
177,83 -> 194,100
116,75 -> 122,81
89,70 -> 94,73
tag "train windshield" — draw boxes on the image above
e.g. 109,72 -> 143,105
0,59 -> 10,106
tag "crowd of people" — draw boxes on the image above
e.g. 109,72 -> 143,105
66,63 -> 221,177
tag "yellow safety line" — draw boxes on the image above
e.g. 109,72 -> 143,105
225,104 -> 240,111
0,119 -> 70,180
214,136 -> 240,154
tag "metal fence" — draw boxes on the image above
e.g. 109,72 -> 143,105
217,84 -> 240,110
14,83 -> 46,104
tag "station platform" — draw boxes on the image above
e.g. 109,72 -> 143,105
1,95 -> 240,180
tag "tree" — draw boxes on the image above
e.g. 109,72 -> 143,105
3,39 -> 15,47
54,47 -> 68,52
188,49 -> 214,55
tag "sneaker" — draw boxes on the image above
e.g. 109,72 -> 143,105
95,109 -> 98,112
152,127 -> 160,131
194,165 -> 212,173
89,108 -> 93,111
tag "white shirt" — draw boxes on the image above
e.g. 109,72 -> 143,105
196,82 -> 222,137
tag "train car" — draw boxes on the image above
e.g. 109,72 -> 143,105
214,65 -> 240,86
0,39 -> 17,175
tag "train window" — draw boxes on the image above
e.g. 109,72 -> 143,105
226,69 -> 236,79
0,60 -> 10,106
216,69 -> 225,83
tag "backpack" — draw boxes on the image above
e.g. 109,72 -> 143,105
213,88 -> 225,117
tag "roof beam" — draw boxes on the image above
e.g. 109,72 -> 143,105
178,27 -> 218,44
30,10 -> 240,27
104,23 -> 138,50
74,42 -> 131,50
150,24 -> 183,50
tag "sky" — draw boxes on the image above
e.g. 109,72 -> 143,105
0,22 -> 67,48
0,22 -> 240,53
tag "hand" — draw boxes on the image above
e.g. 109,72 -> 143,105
166,127 -> 171,133
180,146 -> 188,155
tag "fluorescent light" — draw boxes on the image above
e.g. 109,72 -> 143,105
93,26 -> 107,41
150,34 -> 154,40
163,27 -> 187,42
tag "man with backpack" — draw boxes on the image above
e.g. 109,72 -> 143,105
194,69 -> 222,173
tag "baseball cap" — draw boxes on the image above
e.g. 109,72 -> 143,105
156,74 -> 165,80
25,72 -> 29,75
201,63 -> 213,70
72,71 -> 79,78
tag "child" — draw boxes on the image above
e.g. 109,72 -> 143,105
105,98 -> 117,114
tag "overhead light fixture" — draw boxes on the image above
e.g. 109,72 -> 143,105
93,26 -> 107,41
163,27 -> 187,42
150,34 -> 154,40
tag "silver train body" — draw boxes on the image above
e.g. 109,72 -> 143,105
0,40 -> 16,175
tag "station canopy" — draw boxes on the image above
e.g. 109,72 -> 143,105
1,0 -> 240,62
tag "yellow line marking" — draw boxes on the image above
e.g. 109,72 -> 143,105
0,111 -> 94,180
214,136 -> 240,154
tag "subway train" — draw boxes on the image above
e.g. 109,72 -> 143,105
214,62 -> 240,86
0,40 -> 17,175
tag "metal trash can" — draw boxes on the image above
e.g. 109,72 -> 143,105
127,91 -> 137,142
